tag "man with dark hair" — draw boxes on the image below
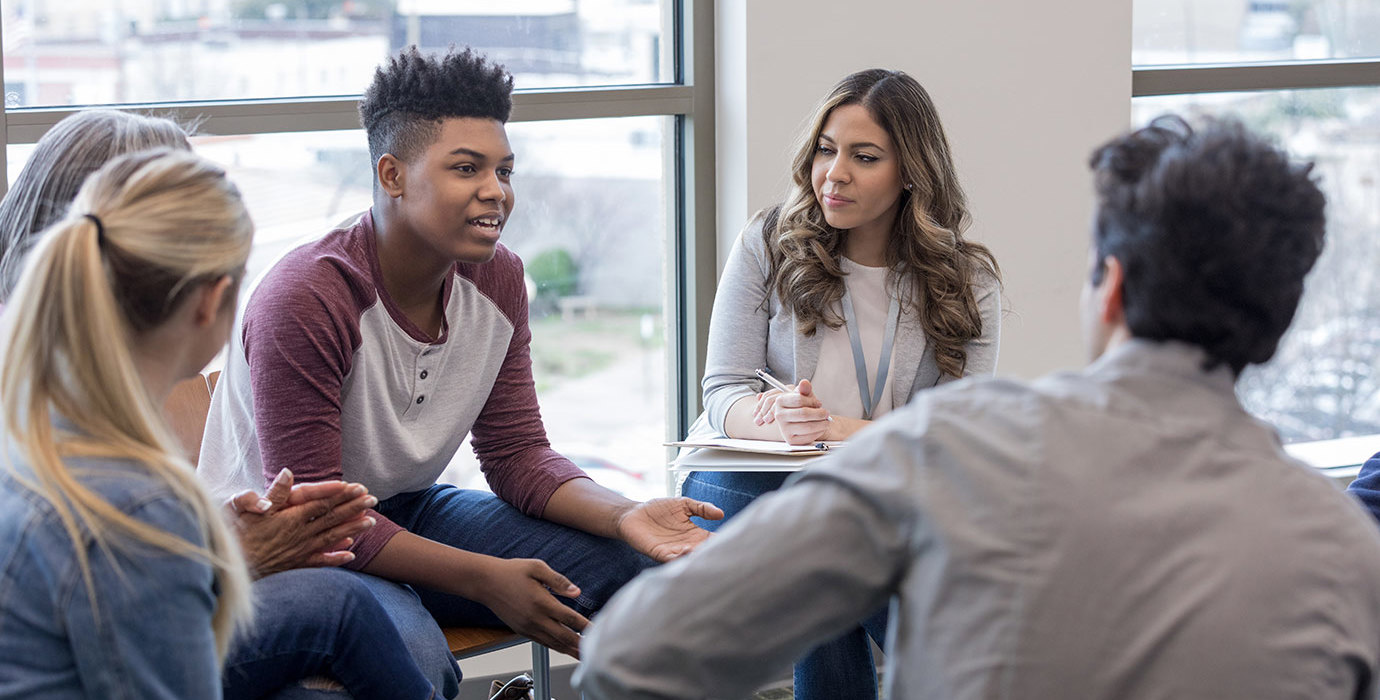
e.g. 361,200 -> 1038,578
576,117 -> 1380,699
200,46 -> 721,668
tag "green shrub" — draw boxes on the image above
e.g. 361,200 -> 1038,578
528,248 -> 579,300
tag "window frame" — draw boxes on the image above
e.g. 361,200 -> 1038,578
0,1 -> 718,473
1134,57 -> 1380,96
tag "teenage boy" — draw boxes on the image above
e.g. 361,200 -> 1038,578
200,47 -> 721,659
576,117 -> 1380,699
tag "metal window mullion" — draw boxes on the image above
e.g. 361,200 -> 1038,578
513,85 -> 694,121
3,85 -> 697,143
673,0 -> 715,444
1134,58 -> 1380,97
0,16 -> 9,196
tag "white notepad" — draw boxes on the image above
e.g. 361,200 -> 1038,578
665,437 -> 841,456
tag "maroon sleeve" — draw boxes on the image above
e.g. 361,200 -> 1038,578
242,248 -> 404,567
466,248 -> 589,517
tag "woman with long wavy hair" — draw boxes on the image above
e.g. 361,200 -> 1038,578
683,69 -> 1002,698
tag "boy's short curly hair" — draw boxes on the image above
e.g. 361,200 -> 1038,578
1089,115 -> 1326,375
358,46 -> 514,167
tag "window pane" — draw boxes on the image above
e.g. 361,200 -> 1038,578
1133,88 -> 1380,442
446,116 -> 671,500
2,0 -> 673,108
5,115 -> 672,499
1134,0 -> 1380,66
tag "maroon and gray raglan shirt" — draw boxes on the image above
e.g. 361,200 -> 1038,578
199,210 -> 587,567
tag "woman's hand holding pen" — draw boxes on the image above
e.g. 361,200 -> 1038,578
754,378 -> 833,445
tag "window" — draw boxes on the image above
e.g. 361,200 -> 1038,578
1134,0 -> 1380,447
0,1 -> 716,498
1134,0 -> 1380,65
442,116 -> 672,500
3,0 -> 674,107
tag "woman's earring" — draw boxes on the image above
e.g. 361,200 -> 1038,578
905,183 -> 914,191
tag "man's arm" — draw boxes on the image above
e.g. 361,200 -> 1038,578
465,250 -> 591,515
575,471 -> 909,699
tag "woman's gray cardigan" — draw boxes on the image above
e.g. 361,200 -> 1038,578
701,218 -> 1002,436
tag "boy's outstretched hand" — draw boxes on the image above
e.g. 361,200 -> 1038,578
615,497 -> 724,562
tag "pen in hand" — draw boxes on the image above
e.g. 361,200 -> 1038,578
754,368 -> 792,394
754,369 -> 834,423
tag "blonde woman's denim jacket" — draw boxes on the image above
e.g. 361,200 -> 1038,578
0,449 -> 220,699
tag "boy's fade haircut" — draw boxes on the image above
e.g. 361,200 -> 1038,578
358,45 -> 515,169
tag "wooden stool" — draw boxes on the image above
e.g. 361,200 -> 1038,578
445,627 -> 550,698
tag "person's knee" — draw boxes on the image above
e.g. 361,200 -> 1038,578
355,574 -> 461,697
255,569 -> 367,619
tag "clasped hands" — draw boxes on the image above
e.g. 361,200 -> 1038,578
752,377 -> 835,445
224,468 -> 378,578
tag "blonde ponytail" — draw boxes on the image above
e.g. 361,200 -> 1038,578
0,148 -> 252,659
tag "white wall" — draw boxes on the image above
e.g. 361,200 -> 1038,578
716,0 -> 1133,379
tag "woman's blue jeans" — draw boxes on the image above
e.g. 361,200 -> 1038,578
223,568 -> 440,700
683,471 -> 889,700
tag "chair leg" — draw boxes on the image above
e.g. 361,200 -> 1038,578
531,642 -> 550,700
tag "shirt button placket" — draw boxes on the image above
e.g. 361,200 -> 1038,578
413,348 -> 433,412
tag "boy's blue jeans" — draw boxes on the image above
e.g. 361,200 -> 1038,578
683,470 -> 889,700
377,484 -> 656,625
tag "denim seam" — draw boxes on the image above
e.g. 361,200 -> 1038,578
574,592 -> 601,612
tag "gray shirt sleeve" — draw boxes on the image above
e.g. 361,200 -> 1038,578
701,219 -> 774,435
575,436 -> 916,699
948,266 -> 1002,383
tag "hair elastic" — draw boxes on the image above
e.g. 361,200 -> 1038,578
83,213 -> 105,245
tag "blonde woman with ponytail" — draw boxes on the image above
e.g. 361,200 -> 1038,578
0,147 -> 440,700
0,148 -> 251,697
683,69 -> 1002,699
0,109 -> 454,700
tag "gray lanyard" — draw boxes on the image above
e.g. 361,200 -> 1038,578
841,285 -> 900,421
